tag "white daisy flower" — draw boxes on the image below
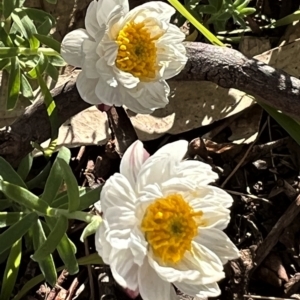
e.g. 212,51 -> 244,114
95,140 -> 240,300
60,0 -> 187,114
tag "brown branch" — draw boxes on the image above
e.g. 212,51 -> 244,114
1,42 -> 300,166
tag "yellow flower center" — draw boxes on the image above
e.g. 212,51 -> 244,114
115,21 -> 161,80
141,194 -> 202,264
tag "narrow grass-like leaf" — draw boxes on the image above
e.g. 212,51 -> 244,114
37,68 -> 59,146
0,157 -> 26,188
17,153 -> 33,181
57,158 -> 80,213
45,62 -> 59,81
37,18 -> 53,35
52,187 -> 90,208
0,180 -> 50,214
0,212 -> 25,228
26,162 -> 51,190
20,74 -> 34,100
22,8 -> 55,26
45,216 -> 78,274
7,56 -> 21,109
168,0 -> 224,46
42,147 -> 71,204
0,47 -> 19,58
0,212 -> 38,255
32,215 -> 68,262
271,10 -> 300,28
0,239 -> 22,300
0,199 -> 12,210
31,220 -> 57,285
13,253 -> 102,300
33,34 -> 61,53
80,218 -> 102,242
45,0 -> 57,4
0,58 -> 10,70
260,103 -> 300,146
3,0 -> 18,19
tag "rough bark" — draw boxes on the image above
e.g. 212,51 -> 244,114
1,42 -> 300,166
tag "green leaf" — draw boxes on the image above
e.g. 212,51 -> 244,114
22,8 -> 55,27
53,187 -> 99,209
0,212 -> 25,228
45,216 -> 78,275
32,215 -> 68,262
270,10 -> 300,28
33,34 -> 61,53
168,0 -> 225,46
0,239 -> 22,300
45,62 -> 59,81
0,157 -> 26,188
239,7 -> 256,15
80,218 -> 102,242
47,55 -> 66,67
198,4 -> 217,14
37,67 -> 59,141
57,158 -> 80,213
260,103 -> 300,146
0,199 -> 12,211
37,18 -> 53,35
0,58 -> 10,70
31,220 -> 57,286
12,9 -> 39,49
20,74 -> 34,100
17,153 -> 33,181
42,148 -> 71,205
28,52 -> 48,78
0,47 -> 19,58
0,180 -> 51,214
26,162 -> 51,190
209,0 -> 223,11
3,0 -> 18,19
0,212 -> 38,255
7,56 -> 21,109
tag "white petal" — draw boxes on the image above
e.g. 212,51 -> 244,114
138,258 -> 174,300
174,281 -> 221,298
127,81 -> 170,110
61,29 -> 89,67
105,206 -> 136,249
173,160 -> 219,185
100,173 -> 137,214
148,242 -> 224,285
113,66 -> 139,89
85,0 -> 99,38
194,228 -> 240,264
128,226 -> 148,266
95,221 -> 112,264
120,141 -> 150,187
76,71 -> 100,105
82,39 -> 100,78
110,248 -> 139,291
187,185 -> 234,209
195,205 -> 231,230
124,2 -> 175,24
136,140 -> 188,192
97,0 -> 129,26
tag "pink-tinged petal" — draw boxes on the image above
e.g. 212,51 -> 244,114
174,281 -> 220,298
120,141 -> 149,187
61,29 -> 89,67
123,288 -> 140,299
76,71 -> 100,105
138,259 -> 174,300
97,104 -> 112,111
100,173 -> 137,213
109,248 -> 139,291
194,228 -> 240,264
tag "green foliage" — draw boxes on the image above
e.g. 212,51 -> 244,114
0,147 -> 102,298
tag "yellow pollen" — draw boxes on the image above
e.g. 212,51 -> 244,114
141,194 -> 203,264
115,21 -> 161,80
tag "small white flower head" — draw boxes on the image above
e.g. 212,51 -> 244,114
61,0 -> 187,114
95,140 -> 240,300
